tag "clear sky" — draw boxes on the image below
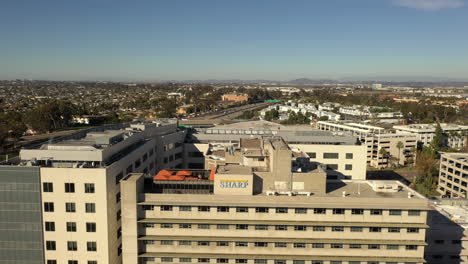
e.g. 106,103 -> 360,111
1,0 -> 467,81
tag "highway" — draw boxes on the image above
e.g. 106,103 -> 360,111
191,102 -> 271,120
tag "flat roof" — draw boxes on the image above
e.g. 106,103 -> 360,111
140,181 -> 429,210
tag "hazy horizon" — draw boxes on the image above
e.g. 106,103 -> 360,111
1,0 -> 467,81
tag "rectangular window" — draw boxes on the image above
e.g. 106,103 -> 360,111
47,261 -> 57,264
161,257 -> 173,262
66,222 -> 77,232
276,207 -> 288,213
350,226 -> 363,232
65,202 -> 76,212
351,209 -> 363,215
369,227 -> 381,233
217,206 -> 229,212
46,241 -> 56,250
368,244 -> 380,249
370,209 -> 382,215
235,242 -> 248,247
217,224 -> 229,230
255,207 -> 269,213
254,242 -> 268,247
349,244 -> 361,249
86,203 -> 96,213
388,227 -> 400,233
275,242 -> 287,248
197,241 -> 210,246
255,225 -> 268,230
198,206 -> 210,212
161,223 -> 173,228
85,183 -> 95,193
198,224 -> 210,229
45,222 -> 55,231
236,260 -> 247,264
236,224 -> 248,230
314,208 -> 326,214
346,153 -> 353,159
179,224 -> 191,229
313,226 -> 325,231
408,210 -> 421,216
295,208 -> 307,214
161,240 -> 174,245
275,225 -> 288,231
217,241 -> 229,247
307,152 -> 316,158
293,261 -> 305,264
236,207 -> 248,213
293,243 -> 306,248
332,226 -> 344,232
345,164 -> 353,170
217,259 -> 228,264
142,153 -> 148,162
87,241 -> 97,251
323,153 -> 339,159
161,205 -> 173,211
116,192 -> 121,203
387,244 -> 399,250
134,159 -> 141,168
255,260 -> 267,264
68,261 -> 78,264
65,183 -> 75,193
43,182 -> 53,192
389,209 -> 401,215
179,206 -> 191,212
86,222 -> 96,232
294,225 -> 307,231
405,245 -> 418,250
67,241 -> 77,251
312,243 -> 324,248
333,208 -> 345,214
179,241 -> 192,246
407,228 -> 419,233
327,164 -> 338,170
331,243 -> 343,248
44,202 -> 54,212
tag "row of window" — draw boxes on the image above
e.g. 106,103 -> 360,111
307,152 -> 353,159
45,222 -> 96,232
147,223 -> 420,233
43,182 -> 94,193
145,240 -> 420,250
45,241 -> 97,251
142,258 -> 418,264
47,261 -> 96,264
44,202 -> 95,213
145,205 -> 421,216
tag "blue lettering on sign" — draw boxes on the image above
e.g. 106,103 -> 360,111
220,181 -> 248,188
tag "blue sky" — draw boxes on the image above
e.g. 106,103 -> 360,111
1,0 -> 467,81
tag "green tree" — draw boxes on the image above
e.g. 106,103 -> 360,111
379,147 -> 389,169
430,123 -> 446,154
396,141 -> 404,166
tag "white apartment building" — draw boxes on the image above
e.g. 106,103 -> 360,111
394,124 -> 468,149
5,121 -> 186,264
316,121 -> 417,168
437,152 -> 468,198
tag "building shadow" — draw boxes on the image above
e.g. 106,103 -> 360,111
426,202 -> 465,264
366,170 -> 411,185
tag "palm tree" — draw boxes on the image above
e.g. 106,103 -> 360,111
379,147 -> 389,169
396,141 -> 404,167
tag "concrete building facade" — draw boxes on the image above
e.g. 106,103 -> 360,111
393,124 -> 468,149
437,153 -> 468,198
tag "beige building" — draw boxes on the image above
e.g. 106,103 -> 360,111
186,121 -> 367,180
437,152 -> 468,198
221,93 -> 249,103
121,147 -> 430,264
393,124 -> 468,149
316,121 -> 417,169
15,121 -> 186,264
426,199 -> 468,264
364,134 -> 417,169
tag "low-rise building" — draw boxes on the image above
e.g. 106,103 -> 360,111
394,124 -> 468,149
437,152 -> 468,198
221,93 -> 249,103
